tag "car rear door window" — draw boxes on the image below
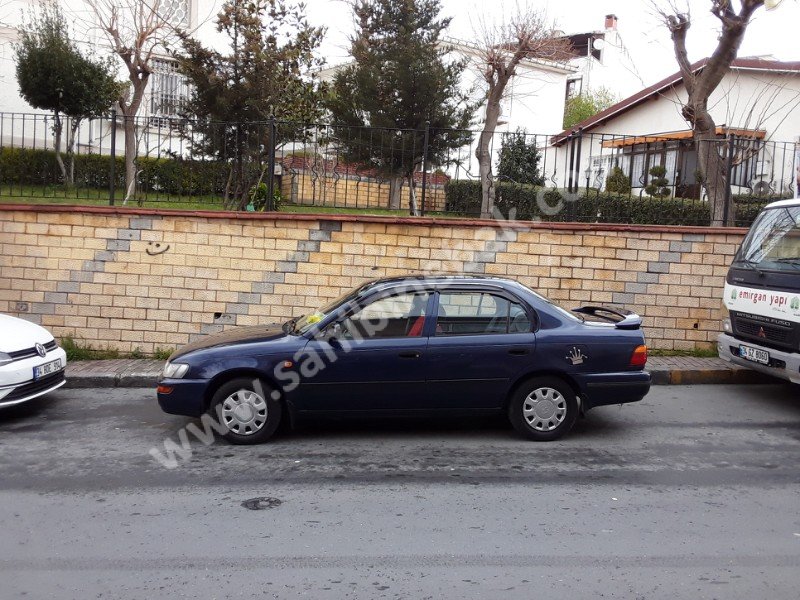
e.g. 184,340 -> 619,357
436,292 -> 531,336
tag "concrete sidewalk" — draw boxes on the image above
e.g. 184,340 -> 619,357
63,356 -> 780,389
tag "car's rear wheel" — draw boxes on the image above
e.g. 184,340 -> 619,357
210,377 -> 282,444
508,376 -> 578,441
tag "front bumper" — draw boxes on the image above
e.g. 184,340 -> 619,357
0,348 -> 68,408
156,379 -> 209,417
718,333 -> 800,384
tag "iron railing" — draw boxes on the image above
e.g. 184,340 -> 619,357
0,111 -> 796,226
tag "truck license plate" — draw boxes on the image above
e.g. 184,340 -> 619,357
33,358 -> 63,380
739,345 -> 769,365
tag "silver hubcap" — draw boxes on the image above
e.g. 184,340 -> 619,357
221,389 -> 268,435
523,387 -> 567,432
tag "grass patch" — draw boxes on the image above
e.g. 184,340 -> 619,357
153,347 -> 174,360
1,187 -> 465,218
60,336 -> 173,361
649,348 -> 719,358
60,336 -> 120,361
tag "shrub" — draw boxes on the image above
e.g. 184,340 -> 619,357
644,165 -> 670,198
444,181 -> 775,227
248,182 -> 283,211
0,146 -> 232,196
605,166 -> 631,194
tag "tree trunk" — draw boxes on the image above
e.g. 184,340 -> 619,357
122,115 -> 138,204
53,111 -> 67,185
65,118 -> 80,187
407,174 -> 419,216
119,75 -> 148,206
689,102 -> 735,227
476,92 -> 503,219
388,175 -> 403,210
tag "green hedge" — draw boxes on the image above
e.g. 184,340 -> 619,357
444,180 -> 775,226
0,147 -> 232,196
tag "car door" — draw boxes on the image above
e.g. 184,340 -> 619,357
295,290 -> 434,411
425,289 -> 537,409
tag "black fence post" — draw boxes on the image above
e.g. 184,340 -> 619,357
421,120 -> 430,216
108,109 -> 117,206
723,133 -> 735,226
267,115 -> 277,212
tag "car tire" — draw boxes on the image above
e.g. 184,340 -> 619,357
508,376 -> 578,441
209,377 -> 282,445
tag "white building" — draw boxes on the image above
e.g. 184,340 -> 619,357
0,0 -> 213,153
549,58 -> 800,198
558,14 -> 645,106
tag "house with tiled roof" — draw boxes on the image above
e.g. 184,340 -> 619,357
549,58 -> 800,198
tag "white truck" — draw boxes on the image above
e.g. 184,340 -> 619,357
719,199 -> 800,383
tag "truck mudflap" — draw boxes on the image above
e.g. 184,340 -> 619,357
572,305 -> 643,330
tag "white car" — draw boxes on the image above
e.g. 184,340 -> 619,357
0,314 -> 67,408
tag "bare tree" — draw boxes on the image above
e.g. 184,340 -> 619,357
85,0 -> 179,204
659,0 -> 770,226
475,9 -> 571,219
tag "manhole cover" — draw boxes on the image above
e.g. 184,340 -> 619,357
241,497 -> 282,510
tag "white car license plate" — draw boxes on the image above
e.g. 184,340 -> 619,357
33,358 -> 63,380
739,345 -> 769,365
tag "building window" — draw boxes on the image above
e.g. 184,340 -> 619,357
565,78 -> 582,102
150,58 -> 188,123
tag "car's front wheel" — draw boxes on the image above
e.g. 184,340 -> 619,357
508,376 -> 578,441
210,377 -> 282,444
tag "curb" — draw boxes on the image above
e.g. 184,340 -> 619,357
648,368 -> 780,386
64,374 -> 159,389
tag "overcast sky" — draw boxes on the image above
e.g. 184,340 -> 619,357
297,0 -> 800,87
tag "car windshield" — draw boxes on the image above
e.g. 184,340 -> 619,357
289,280 -> 376,334
735,205 -> 800,272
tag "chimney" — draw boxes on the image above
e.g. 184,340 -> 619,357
605,14 -> 618,30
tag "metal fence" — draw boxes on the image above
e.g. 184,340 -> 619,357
0,111 -> 796,226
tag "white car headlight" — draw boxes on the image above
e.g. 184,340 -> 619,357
722,318 -> 732,334
0,352 -> 11,367
162,362 -> 190,379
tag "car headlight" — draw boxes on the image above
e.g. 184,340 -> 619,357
722,318 -> 732,334
162,362 -> 190,379
0,352 -> 11,367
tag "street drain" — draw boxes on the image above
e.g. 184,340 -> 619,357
241,497 -> 282,510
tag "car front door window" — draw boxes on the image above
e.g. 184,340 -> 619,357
339,292 -> 430,340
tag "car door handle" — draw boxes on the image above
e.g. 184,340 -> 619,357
398,351 -> 421,359
508,348 -> 530,356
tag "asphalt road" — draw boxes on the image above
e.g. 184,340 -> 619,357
1,383 -> 799,599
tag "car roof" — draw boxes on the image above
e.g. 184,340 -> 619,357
358,274 -> 526,295
765,199 -> 800,210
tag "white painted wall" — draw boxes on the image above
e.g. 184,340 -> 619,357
550,67 -> 800,193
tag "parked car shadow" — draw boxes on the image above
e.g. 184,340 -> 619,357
0,394 -> 58,425
283,413 -> 513,441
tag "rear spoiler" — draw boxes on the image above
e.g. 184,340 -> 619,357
572,305 -> 643,330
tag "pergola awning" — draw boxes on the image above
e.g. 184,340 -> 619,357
600,127 -> 766,149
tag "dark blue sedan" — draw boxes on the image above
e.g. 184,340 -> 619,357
157,275 -> 650,443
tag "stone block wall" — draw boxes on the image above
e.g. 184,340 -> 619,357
0,205 -> 745,354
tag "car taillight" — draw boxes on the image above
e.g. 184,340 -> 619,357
629,345 -> 647,367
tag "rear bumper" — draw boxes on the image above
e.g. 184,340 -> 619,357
156,379 -> 209,417
718,333 -> 800,384
576,371 -> 651,410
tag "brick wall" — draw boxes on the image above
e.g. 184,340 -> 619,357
281,171 -> 447,212
0,205 -> 746,354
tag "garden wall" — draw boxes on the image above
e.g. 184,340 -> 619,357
0,204 -> 746,353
